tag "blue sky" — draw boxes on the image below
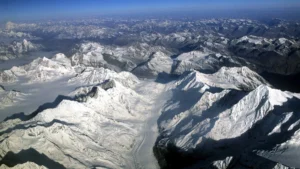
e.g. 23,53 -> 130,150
1,0 -> 300,21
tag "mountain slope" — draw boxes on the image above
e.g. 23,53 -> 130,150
154,68 -> 300,169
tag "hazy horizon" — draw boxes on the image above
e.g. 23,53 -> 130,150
1,0 -> 300,22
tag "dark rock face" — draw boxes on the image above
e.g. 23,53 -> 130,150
228,37 -> 300,75
99,79 -> 116,91
0,84 -> 5,91
75,80 -> 116,102
260,71 -> 300,93
0,148 -> 66,169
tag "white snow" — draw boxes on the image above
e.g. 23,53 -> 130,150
278,38 -> 288,44
0,162 -> 47,169
70,42 -> 170,72
212,156 -> 233,169
156,69 -> 300,168
268,87 -> 294,106
0,54 -> 169,168
132,51 -> 173,77
0,74 -> 150,168
176,51 -> 210,61
68,67 -> 139,88
175,67 -> 269,91
236,35 -> 269,45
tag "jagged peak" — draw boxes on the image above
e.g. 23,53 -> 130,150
52,53 -> 71,66
175,67 -> 269,92
69,67 -> 139,88
175,70 -> 208,91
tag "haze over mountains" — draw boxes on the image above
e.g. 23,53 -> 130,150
0,10 -> 300,169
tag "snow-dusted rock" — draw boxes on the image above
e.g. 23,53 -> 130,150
51,53 -> 71,67
69,67 -> 139,88
195,66 -> 269,91
132,51 -> 173,77
211,156 -> 233,169
70,42 -> 170,72
234,35 -> 270,45
70,42 -> 106,67
0,89 -> 27,109
70,42 -> 136,71
174,67 -> 268,91
0,70 -> 18,83
229,36 -> 300,75
257,122 -> 300,168
0,39 -> 42,61
172,51 -> 242,75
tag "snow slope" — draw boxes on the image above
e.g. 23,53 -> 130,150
154,67 -> 300,168
172,51 -> 243,75
132,51 -> 173,78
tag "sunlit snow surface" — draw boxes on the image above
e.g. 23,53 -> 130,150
154,69 -> 300,168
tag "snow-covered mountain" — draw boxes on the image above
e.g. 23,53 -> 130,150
0,54 -> 166,168
0,39 -> 42,61
229,35 -> 300,75
172,51 -> 245,75
0,70 -> 18,83
0,54 -> 74,84
154,67 -> 300,169
0,61 -> 152,168
1,53 -> 300,168
70,42 -> 171,73
1,17 -> 300,169
132,51 -> 173,78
